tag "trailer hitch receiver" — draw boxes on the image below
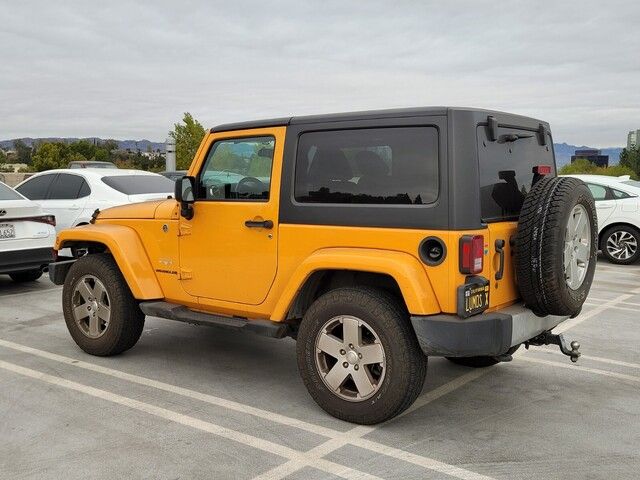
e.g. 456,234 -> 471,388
525,331 -> 581,363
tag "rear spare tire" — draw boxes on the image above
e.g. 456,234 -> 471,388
515,176 -> 597,316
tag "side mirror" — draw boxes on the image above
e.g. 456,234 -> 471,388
175,176 -> 195,220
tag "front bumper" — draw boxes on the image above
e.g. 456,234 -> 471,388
410,304 -> 569,357
0,247 -> 54,274
48,259 -> 76,285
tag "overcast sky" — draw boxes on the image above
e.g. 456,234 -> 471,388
1,1 -> 638,147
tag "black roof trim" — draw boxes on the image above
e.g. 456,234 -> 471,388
210,107 -> 547,133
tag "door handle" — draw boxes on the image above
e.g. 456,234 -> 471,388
244,219 -> 273,229
495,239 -> 505,280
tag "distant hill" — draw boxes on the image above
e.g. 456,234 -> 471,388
0,137 -> 166,152
0,137 -> 623,166
553,143 -> 623,167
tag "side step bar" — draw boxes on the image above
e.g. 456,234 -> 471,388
139,301 -> 290,339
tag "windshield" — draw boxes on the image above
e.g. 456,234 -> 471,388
101,175 -> 174,195
477,126 -> 555,222
0,182 -> 24,200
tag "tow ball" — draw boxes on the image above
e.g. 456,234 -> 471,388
525,331 -> 581,363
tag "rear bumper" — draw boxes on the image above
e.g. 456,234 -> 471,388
410,304 -> 569,357
0,247 -> 54,274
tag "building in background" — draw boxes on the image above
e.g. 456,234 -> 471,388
571,148 -> 609,167
628,129 -> 639,149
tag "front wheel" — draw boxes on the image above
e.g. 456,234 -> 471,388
62,253 -> 145,356
296,287 -> 427,424
601,225 -> 640,265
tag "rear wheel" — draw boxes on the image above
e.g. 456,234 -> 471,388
297,287 -> 426,424
601,225 -> 640,265
63,253 -> 145,356
9,269 -> 43,283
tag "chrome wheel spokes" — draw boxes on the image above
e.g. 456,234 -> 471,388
564,204 -> 591,290
72,275 -> 111,338
606,231 -> 638,261
315,316 -> 385,401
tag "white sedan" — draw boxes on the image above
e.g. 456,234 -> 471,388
563,175 -> 640,264
15,169 -> 174,232
0,181 -> 56,282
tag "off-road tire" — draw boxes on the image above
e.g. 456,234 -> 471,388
9,269 -> 43,283
515,176 -> 597,316
297,287 -> 427,424
601,225 -> 640,265
63,253 -> 145,356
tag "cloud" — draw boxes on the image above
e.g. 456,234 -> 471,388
0,0 -> 638,146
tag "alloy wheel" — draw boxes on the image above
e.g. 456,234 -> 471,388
314,315 -> 386,402
71,274 -> 111,338
563,204 -> 591,290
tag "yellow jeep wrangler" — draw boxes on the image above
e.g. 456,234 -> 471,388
50,107 -> 597,424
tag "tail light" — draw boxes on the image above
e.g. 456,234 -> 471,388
33,215 -> 56,227
533,165 -> 552,175
6,215 -> 56,226
459,235 -> 484,274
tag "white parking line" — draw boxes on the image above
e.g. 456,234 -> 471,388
0,286 -> 62,299
586,297 -> 640,308
0,359 -> 383,480
0,338 -> 340,438
0,338 -> 498,480
540,349 -> 640,371
556,286 -> 640,334
519,357 -> 640,384
583,302 -> 639,313
253,368 -> 498,480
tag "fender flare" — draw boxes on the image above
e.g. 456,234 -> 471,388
56,224 -> 163,300
271,247 -> 441,320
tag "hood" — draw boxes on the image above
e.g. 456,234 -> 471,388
97,200 -> 166,220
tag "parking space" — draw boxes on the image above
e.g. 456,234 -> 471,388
1,260 -> 639,480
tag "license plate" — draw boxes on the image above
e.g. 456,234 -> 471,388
457,278 -> 490,318
0,223 -> 16,239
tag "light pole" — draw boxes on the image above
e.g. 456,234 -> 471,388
165,136 -> 176,172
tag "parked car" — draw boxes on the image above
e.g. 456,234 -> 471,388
68,161 -> 117,169
0,181 -> 56,282
563,175 -> 640,264
50,108 -> 595,424
14,169 -> 174,231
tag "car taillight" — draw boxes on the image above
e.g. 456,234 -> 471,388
459,235 -> 484,274
533,165 -> 552,175
33,215 -> 56,227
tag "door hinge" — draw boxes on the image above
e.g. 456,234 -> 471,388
179,224 -> 192,236
179,269 -> 193,280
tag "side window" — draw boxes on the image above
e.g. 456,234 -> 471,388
294,127 -> 438,205
47,173 -> 86,200
198,136 -> 275,201
586,183 -> 608,201
15,174 -> 57,200
612,188 -> 632,199
78,179 -> 91,198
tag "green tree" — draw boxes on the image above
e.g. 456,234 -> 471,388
619,147 -> 640,177
170,112 -> 206,170
559,157 -> 637,179
31,142 -> 69,171
0,149 -> 6,164
14,139 -> 32,164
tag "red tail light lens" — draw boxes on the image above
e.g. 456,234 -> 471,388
33,215 -> 56,227
459,235 -> 484,274
533,165 -> 552,175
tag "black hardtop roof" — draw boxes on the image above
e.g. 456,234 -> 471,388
210,106 -> 547,133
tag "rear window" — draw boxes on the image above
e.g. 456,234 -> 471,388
622,180 -> 640,189
101,175 -> 174,195
477,127 -> 555,221
0,182 -> 23,200
294,127 -> 438,205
